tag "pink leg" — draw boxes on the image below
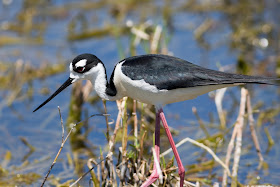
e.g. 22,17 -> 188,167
141,111 -> 160,187
159,108 -> 185,187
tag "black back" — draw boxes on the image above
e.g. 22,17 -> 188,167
119,54 -> 279,90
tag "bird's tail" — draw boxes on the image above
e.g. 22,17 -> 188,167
240,76 -> 280,86
216,73 -> 280,86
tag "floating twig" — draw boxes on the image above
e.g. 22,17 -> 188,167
151,25 -> 162,53
222,87 -> 247,187
246,92 -> 264,167
215,87 -> 227,129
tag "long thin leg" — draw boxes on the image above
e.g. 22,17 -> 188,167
141,111 -> 161,187
159,108 -> 185,187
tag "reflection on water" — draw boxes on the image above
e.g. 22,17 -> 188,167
0,0 -> 279,186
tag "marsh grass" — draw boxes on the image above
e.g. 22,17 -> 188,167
1,1 -> 280,186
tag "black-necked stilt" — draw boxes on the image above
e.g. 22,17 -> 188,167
34,53 -> 279,187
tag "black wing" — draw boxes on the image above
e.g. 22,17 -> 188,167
120,54 -> 279,90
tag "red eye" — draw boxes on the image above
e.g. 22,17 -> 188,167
77,67 -> 85,72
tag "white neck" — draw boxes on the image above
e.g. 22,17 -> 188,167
86,63 -> 119,101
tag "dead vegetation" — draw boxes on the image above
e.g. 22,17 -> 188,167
0,1 -> 279,186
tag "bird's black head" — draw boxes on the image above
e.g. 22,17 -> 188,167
33,53 -> 103,112
71,53 -> 102,74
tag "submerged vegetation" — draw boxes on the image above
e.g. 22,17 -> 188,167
0,0 -> 279,186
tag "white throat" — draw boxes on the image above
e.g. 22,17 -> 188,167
70,63 -> 122,101
89,63 -> 111,100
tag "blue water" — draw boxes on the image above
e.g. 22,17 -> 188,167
0,1 -> 279,186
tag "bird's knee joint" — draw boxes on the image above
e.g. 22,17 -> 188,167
178,169 -> 185,176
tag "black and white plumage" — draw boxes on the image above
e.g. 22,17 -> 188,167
33,53 -> 279,187
34,53 -> 279,112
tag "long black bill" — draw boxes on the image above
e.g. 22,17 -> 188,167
33,77 -> 74,112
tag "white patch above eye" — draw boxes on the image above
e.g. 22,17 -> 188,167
75,59 -> 87,67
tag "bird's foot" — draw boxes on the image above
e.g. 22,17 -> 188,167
140,169 -> 159,187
